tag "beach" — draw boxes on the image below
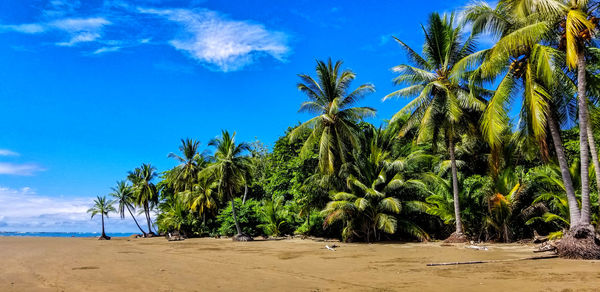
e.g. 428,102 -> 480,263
1,237 -> 599,291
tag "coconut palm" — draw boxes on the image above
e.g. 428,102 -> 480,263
384,12 -> 485,240
322,129 -> 430,242
156,197 -> 188,235
179,174 -> 218,224
87,196 -> 116,240
168,138 -> 204,192
128,163 -> 159,236
257,197 -> 288,237
290,58 -> 376,175
462,0 -> 583,227
485,169 -> 527,242
202,130 -> 252,241
110,180 -> 146,236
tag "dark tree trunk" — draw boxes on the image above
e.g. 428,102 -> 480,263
547,110 -> 581,224
101,213 -> 106,237
577,53 -> 591,227
448,133 -> 464,234
126,205 -> 146,236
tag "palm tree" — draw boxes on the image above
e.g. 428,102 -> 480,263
128,163 -> 159,236
168,138 -> 204,192
557,0 -> 597,227
203,130 -> 252,241
290,58 -> 376,175
462,0 -> 583,228
384,12 -> 485,241
257,197 -> 288,237
156,197 -> 188,236
322,129 -> 430,242
180,174 -> 218,224
110,180 -> 146,236
465,0 -> 600,257
87,196 -> 116,240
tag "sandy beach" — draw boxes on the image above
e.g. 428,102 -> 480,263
1,237 -> 600,291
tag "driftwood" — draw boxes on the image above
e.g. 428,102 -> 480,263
427,255 -> 558,266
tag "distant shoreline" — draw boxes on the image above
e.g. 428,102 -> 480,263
0,231 -> 137,238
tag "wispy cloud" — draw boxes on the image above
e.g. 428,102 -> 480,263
0,163 -> 45,176
0,186 -> 142,232
0,2 -> 290,71
0,16 -> 111,47
139,8 -> 289,72
93,46 -> 121,54
0,149 -> 19,156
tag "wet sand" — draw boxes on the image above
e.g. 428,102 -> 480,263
0,237 -> 599,291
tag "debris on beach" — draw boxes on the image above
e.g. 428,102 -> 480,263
325,245 -> 336,251
466,245 -> 489,251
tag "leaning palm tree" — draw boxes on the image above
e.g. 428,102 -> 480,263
202,130 -> 253,241
128,163 -> 159,236
110,180 -> 146,236
87,196 -> 116,240
384,12 -> 485,242
290,58 -> 376,175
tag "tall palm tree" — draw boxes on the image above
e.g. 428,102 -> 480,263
462,0 -> 583,226
168,138 -> 203,192
465,0 -> 600,257
290,58 -> 376,175
87,196 -> 116,240
384,12 -> 485,241
110,180 -> 146,236
202,130 -> 252,241
558,0 -> 597,226
128,163 -> 159,236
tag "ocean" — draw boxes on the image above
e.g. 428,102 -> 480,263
0,232 -> 138,237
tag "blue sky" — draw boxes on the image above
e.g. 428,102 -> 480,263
0,0 -> 489,232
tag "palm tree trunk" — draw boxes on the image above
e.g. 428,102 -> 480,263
126,205 -> 146,236
577,53 -> 591,226
448,134 -> 464,234
547,110 -> 581,224
101,214 -> 106,237
586,122 -> 600,208
242,184 -> 248,204
230,195 -> 242,235
144,202 -> 153,235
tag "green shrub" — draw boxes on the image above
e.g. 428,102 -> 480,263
217,198 -> 262,236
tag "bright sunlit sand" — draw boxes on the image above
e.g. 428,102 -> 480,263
1,237 -> 599,291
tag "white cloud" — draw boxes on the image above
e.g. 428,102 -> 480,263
0,186 -> 144,232
0,24 -> 46,34
139,8 -> 289,72
0,163 -> 45,176
50,17 -> 110,33
0,17 -> 111,47
0,149 -> 19,156
93,46 -> 122,54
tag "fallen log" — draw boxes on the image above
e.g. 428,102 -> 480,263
427,255 -> 558,266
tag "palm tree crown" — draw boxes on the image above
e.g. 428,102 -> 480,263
291,58 -> 376,175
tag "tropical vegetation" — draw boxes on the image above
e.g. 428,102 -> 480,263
88,0 -> 600,259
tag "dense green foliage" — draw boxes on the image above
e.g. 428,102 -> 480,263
94,1 -> 600,245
